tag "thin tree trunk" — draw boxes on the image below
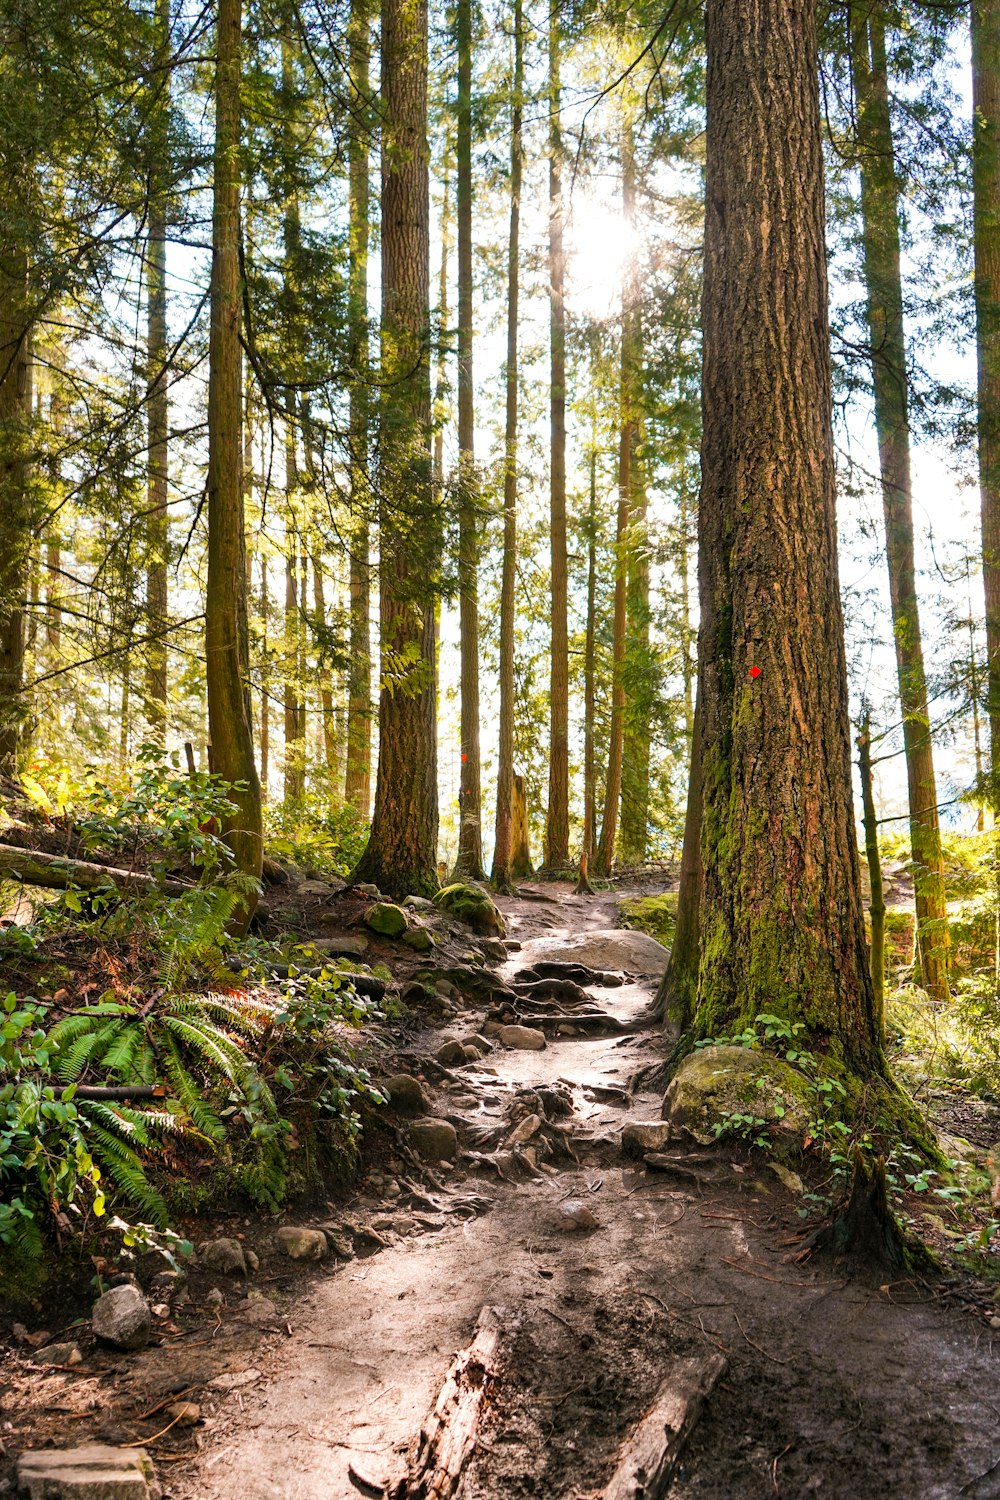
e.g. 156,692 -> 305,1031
577,437 -> 598,898
974,0 -> 1000,805
620,117 -> 651,865
453,0 -> 484,879
312,553 -> 337,772
206,0 -> 263,914
858,715 -> 885,1035
491,0 -> 522,894
345,0 -> 372,817
653,695 -> 701,1028
350,0 -> 437,899
510,772 -> 533,879
281,37 -> 305,803
145,0 -> 170,744
544,10 -> 569,871
678,443 -> 695,739
850,8 -> 949,999
696,0 -> 883,1072
260,547 -> 269,796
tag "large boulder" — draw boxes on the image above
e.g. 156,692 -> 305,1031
91,1284 -> 151,1351
383,1073 -> 429,1116
433,883 -> 506,937
275,1226 -> 328,1261
661,1044 -> 812,1149
518,929 -> 669,978
199,1237 -> 247,1276
409,1118 -> 459,1161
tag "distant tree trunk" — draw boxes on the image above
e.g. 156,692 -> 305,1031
850,8 -> 949,999
281,37 -> 305,804
345,0 -> 372,817
260,548 -> 269,795
678,443 -> 695,739
511,772 -> 534,879
452,0 -> 484,880
491,0 -> 522,895
312,553 -> 337,773
577,439 -> 598,897
283,486 -> 303,801
619,117 -> 651,865
653,695 -> 701,1028
0,148 -> 33,774
145,0 -> 171,744
858,715 -> 885,1035
350,0 -> 438,899
543,10 -> 570,871
973,0 -> 1000,805
205,0 -> 263,912
695,0 -> 883,1072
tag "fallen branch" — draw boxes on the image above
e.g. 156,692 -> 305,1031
0,843 -> 194,898
393,1304 -> 513,1498
601,1352 -> 727,1500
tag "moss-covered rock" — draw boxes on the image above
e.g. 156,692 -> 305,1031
402,925 -> 434,952
661,1044 -> 812,1150
363,902 -> 408,938
433,882 -> 506,937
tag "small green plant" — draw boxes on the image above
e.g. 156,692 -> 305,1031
710,1110 -> 772,1149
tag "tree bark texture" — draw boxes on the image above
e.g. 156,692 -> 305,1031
145,0 -> 171,743
858,716 -> 885,1034
544,11 -> 570,870
281,37 -> 305,803
351,0 -> 438,899
850,8 -> 949,999
696,0 -> 883,1072
452,0 -> 484,879
491,0 -> 522,894
510,772 -> 534,879
345,0 -> 373,817
205,0 -> 263,909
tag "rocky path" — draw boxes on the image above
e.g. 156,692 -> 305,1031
8,884 -> 1000,1500
171,886 -> 1000,1500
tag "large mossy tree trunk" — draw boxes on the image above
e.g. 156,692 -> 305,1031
351,0 -> 438,900
345,0 -> 372,818
973,0 -> 1000,804
144,0 -> 170,743
491,0 -> 523,895
206,0 -> 263,916
695,0 -> 883,1074
849,8 -> 949,999
543,10 -> 570,872
452,0 -> 484,880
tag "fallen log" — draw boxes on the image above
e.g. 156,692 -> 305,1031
394,1304 -> 512,1499
602,1352 -> 727,1500
0,843 -> 194,898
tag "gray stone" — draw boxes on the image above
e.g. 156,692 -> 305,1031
478,938 -> 507,962
363,902 -> 408,938
466,1034 -> 492,1055
17,1445 -> 157,1500
518,929 -> 670,978
38,1342 -> 82,1368
245,1249 -> 259,1272
462,1045 -> 481,1063
432,883 -> 506,937
355,883 -> 381,899
275,1226 -> 328,1261
497,1024 -> 547,1051
403,927 -> 434,952
306,933 -> 369,957
384,1073 -> 429,1117
436,1039 -> 467,1067
239,1296 -> 282,1327
199,1237 -> 247,1275
209,1369 -> 261,1392
404,895 -> 437,913
621,1121 -> 674,1157
661,1044 -> 812,1148
91,1284 -> 151,1351
556,1199 -> 601,1232
409,1118 -> 459,1162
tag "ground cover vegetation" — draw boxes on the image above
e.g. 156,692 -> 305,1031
3,0 -> 1000,1355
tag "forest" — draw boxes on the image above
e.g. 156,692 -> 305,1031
3,0 -> 1000,1494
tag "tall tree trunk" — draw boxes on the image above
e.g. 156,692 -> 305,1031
696,0 -> 883,1072
281,36 -> 305,803
973,0 -> 1000,806
350,0 -> 438,899
653,694 -> 701,1029
595,122 -> 641,877
543,10 -> 569,871
578,437 -> 598,894
858,715 -> 885,1036
206,0 -> 263,912
260,547 -> 269,796
678,441 -> 695,739
345,0 -> 372,816
850,9 -> 949,999
0,128 -> 33,773
145,0 -> 171,744
491,0 -> 522,894
312,549 -> 337,773
452,0 -> 484,879
619,118 -> 651,865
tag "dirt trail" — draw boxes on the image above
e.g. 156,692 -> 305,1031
143,884 -> 999,1500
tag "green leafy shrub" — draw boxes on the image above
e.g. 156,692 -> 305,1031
264,796 -> 368,879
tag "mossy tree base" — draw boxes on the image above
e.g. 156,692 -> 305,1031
806,1149 -> 936,1274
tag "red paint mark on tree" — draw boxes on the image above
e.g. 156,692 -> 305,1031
749,666 -> 761,679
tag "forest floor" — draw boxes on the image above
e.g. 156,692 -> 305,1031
5,881 -> 1000,1499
